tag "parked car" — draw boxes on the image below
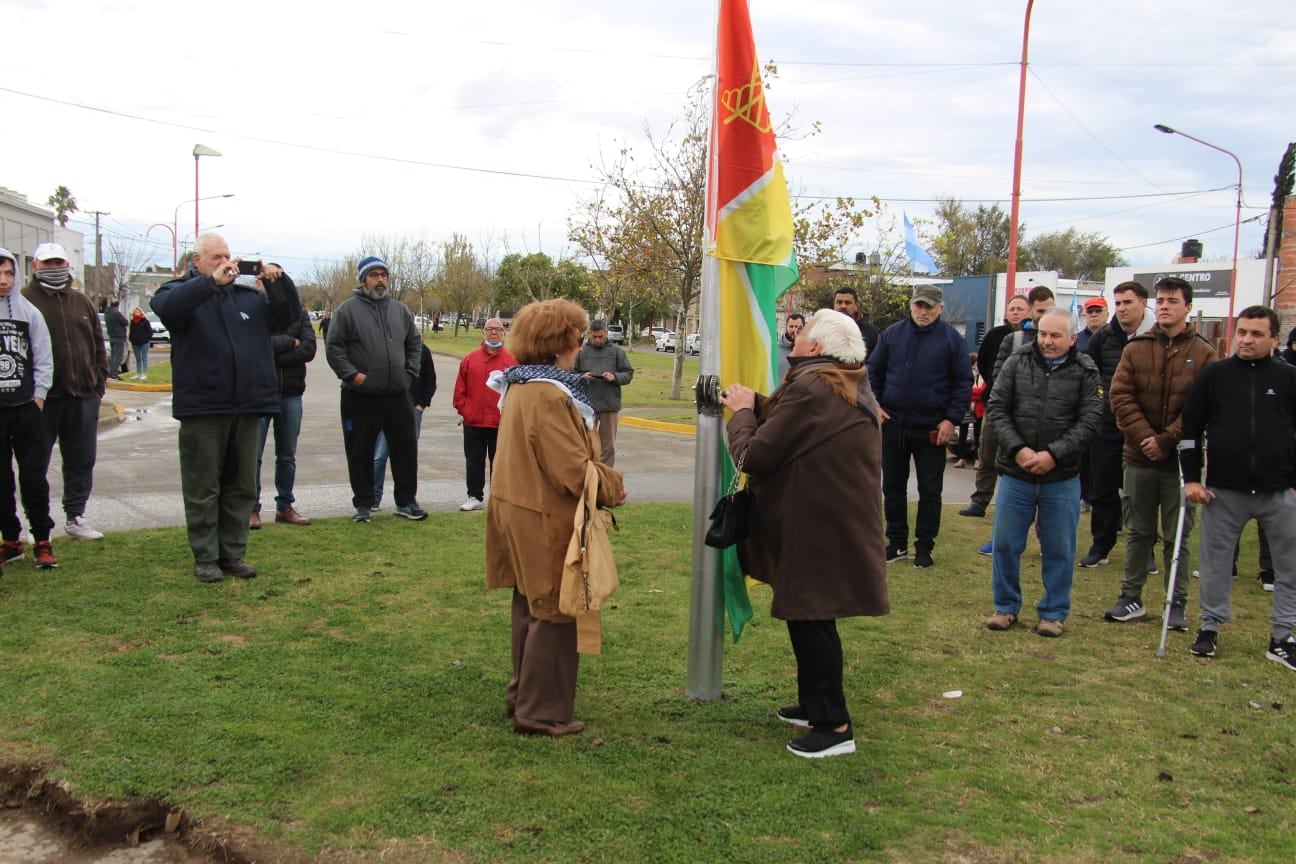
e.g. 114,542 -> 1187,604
644,326 -> 674,340
145,313 -> 170,345
655,332 -> 679,352
606,324 -> 625,344
686,333 -> 700,355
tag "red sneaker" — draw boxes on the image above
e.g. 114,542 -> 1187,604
34,540 -> 58,569
1,539 -> 24,563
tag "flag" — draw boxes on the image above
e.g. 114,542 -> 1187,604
903,212 -> 939,274
707,0 -> 799,642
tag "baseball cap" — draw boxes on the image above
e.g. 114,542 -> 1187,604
912,284 -> 943,306
1083,297 -> 1108,310
33,242 -> 69,262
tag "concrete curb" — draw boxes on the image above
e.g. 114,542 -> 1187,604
620,416 -> 696,436
98,402 -> 126,432
106,379 -> 172,393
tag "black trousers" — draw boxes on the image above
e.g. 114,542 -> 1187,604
340,389 -> 418,509
463,425 -> 499,500
0,403 -> 54,542
1087,427 -> 1124,556
786,619 -> 850,730
881,422 -> 946,551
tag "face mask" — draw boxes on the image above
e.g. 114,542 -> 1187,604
485,340 -> 503,349
34,266 -> 71,288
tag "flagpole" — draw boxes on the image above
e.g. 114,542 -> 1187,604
686,0 -> 726,702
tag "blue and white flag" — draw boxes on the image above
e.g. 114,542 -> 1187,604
903,212 -> 939,274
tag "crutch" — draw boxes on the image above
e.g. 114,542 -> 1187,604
1156,440 -> 1195,658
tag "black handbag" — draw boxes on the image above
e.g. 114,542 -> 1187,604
705,450 -> 751,549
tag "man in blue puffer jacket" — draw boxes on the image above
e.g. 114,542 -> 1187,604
153,234 -> 299,583
866,285 -> 973,568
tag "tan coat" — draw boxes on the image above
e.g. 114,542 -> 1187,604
1108,322 -> 1217,470
486,381 -> 624,622
726,359 -> 889,621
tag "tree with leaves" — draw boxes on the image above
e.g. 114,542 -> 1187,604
438,234 -> 492,337
493,251 -> 592,311
929,198 -> 1014,277
46,185 -> 77,227
1021,228 -> 1127,281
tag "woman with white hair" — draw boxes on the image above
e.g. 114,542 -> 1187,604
719,308 -> 889,759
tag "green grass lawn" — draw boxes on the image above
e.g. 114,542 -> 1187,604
1,504 -> 1291,863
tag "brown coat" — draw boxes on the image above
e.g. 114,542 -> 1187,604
725,359 -> 889,621
1108,322 -> 1217,470
486,380 -> 624,623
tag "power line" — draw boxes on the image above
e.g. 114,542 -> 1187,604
1117,213 -> 1266,251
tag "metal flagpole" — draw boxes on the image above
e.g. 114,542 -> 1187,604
686,0 -> 725,702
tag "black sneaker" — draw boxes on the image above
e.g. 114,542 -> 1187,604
1078,550 -> 1109,568
787,726 -> 855,759
958,503 -> 986,517
1266,636 -> 1296,671
1104,597 -> 1145,622
913,549 -> 934,568
776,705 -> 811,728
1166,604 -> 1189,632
1259,570 -> 1275,592
1190,628 -> 1217,657
353,508 -> 372,523
885,545 -> 908,563
395,503 -> 428,521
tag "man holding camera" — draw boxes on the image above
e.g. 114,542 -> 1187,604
152,234 -> 300,583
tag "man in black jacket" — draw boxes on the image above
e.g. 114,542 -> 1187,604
1079,281 -> 1153,568
1180,305 -> 1296,669
960,294 -> 1029,517
983,310 -> 1102,637
251,266 -> 316,529
104,299 -> 128,379
373,342 -> 436,511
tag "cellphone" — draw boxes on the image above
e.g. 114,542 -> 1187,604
929,429 -> 940,445
237,260 -> 262,276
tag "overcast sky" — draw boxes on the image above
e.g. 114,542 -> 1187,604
2,0 -> 1292,279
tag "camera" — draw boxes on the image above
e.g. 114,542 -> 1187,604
237,260 -> 263,277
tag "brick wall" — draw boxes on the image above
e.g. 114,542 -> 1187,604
1276,196 -> 1296,336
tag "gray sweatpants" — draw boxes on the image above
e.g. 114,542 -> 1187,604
1197,487 -> 1296,642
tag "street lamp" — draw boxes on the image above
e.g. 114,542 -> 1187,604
1153,123 -> 1244,347
193,144 -> 222,239
169,194 -> 233,272
1004,0 -> 1036,311
145,223 -> 177,273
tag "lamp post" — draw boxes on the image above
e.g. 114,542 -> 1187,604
192,144 -> 223,239
1004,0 -> 1036,312
1153,123 -> 1243,347
145,223 -> 178,273
170,194 -> 234,271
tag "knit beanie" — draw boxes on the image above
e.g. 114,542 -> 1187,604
357,256 -> 388,282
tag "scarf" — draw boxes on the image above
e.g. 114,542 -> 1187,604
34,267 -> 70,289
761,357 -> 877,421
487,363 -> 595,429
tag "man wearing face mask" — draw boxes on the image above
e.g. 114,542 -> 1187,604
325,256 -> 427,523
152,234 -> 299,583
22,243 -> 108,542
453,317 -> 517,511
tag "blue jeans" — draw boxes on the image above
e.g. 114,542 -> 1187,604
991,473 -> 1080,622
255,395 -> 302,512
132,343 -> 149,376
373,406 -> 424,505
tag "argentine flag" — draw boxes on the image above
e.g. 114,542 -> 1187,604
903,212 -> 939,274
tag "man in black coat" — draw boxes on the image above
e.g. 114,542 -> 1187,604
250,264 -> 316,529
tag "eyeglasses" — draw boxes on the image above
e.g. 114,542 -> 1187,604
483,326 -> 504,333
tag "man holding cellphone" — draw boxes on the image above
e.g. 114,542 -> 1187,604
574,320 -> 634,466
867,285 -> 973,568
152,235 -> 301,583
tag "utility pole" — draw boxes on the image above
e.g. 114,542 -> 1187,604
88,210 -> 110,299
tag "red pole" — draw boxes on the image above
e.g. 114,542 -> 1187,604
1004,0 -> 1035,313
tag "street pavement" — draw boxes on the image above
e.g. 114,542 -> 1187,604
62,351 -> 978,535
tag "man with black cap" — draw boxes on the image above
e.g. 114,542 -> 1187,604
326,255 -> 427,523
574,320 -> 634,466
867,285 -> 973,568
22,242 -> 108,542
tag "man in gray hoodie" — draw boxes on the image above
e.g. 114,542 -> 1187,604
325,256 -> 426,522
574,320 -> 634,466
0,248 -> 57,570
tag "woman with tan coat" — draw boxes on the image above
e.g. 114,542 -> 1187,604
720,309 -> 889,758
485,299 -> 626,737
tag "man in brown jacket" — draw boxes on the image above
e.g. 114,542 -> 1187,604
1105,276 -> 1217,630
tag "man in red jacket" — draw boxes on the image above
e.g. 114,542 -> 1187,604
453,318 -> 516,511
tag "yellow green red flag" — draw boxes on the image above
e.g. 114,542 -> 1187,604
707,0 -> 799,641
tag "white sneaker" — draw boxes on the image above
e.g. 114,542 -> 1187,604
66,516 -> 104,540
459,497 -> 485,512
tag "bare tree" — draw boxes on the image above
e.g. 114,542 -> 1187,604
437,234 -> 492,337
105,236 -> 154,303
308,256 -> 358,312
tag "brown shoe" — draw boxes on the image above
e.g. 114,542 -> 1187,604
217,558 -> 257,579
275,508 -> 311,526
1036,619 -> 1064,638
248,511 -> 261,530
513,717 -> 585,737
985,611 -> 1018,631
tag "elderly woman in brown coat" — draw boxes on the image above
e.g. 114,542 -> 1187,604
719,308 -> 889,758
485,299 -> 626,737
